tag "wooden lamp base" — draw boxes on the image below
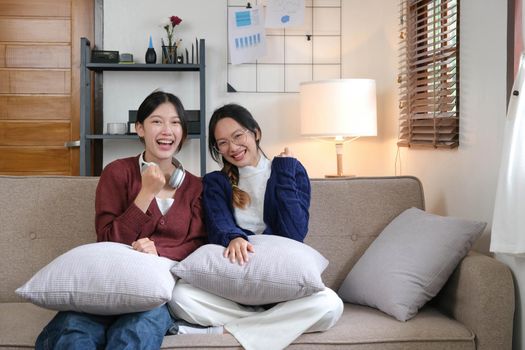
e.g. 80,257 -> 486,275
325,174 -> 355,179
324,142 -> 355,179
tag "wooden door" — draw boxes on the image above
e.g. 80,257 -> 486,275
0,0 -> 93,175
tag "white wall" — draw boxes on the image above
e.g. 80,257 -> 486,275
102,0 -> 398,177
397,0 -> 506,243
392,1 -> 523,348
103,1 -> 522,348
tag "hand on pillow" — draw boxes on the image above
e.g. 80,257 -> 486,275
171,234 -> 328,305
224,236 -> 255,265
16,242 -> 176,315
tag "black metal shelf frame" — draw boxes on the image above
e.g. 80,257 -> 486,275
79,37 -> 206,176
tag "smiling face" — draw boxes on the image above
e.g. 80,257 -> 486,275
214,117 -> 260,168
135,102 -> 182,164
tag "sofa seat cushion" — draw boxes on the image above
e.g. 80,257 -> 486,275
0,303 -> 57,348
163,305 -> 475,350
291,304 -> 475,350
162,305 -> 475,350
1,303 -> 474,350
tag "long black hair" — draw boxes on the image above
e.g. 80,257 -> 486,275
208,103 -> 263,208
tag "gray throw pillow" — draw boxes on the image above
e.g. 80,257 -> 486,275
338,207 -> 485,321
171,234 -> 328,305
16,242 -> 176,315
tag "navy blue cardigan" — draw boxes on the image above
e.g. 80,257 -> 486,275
202,157 -> 311,247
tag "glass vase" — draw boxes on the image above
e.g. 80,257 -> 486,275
162,46 -> 177,64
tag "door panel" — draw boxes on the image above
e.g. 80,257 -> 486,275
3,70 -> 71,94
0,18 -> 71,42
5,45 -> 71,68
0,121 -> 70,146
0,44 -> 4,66
0,71 -> 7,92
0,0 -> 71,17
0,0 -> 93,175
0,148 -> 69,172
0,96 -> 71,120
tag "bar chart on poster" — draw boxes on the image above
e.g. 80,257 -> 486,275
227,0 -> 342,93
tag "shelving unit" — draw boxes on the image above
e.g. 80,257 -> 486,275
79,37 -> 206,176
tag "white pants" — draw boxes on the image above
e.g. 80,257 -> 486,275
169,280 -> 344,350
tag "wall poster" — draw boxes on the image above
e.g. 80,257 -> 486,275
227,0 -> 342,93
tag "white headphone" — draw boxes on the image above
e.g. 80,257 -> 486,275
139,152 -> 186,189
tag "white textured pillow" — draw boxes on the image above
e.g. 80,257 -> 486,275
171,235 -> 328,305
16,242 -> 176,315
338,207 -> 485,321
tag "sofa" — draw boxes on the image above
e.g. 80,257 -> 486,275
0,175 -> 515,350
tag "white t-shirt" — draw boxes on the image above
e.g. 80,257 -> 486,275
156,197 -> 174,216
234,155 -> 271,234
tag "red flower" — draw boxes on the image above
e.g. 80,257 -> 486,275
170,16 -> 182,27
163,15 -> 183,48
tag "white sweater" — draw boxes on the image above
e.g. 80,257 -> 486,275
234,155 -> 271,234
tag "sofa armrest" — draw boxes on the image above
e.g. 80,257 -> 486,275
433,251 -> 514,350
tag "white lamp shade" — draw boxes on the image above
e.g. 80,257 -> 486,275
300,79 -> 377,138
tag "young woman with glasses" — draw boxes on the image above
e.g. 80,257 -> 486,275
169,103 -> 343,350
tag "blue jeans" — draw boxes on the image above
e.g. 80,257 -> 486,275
35,305 -> 173,350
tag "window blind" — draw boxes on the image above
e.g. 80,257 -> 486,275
398,0 -> 459,148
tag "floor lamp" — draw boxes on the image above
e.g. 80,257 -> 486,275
300,79 -> 377,178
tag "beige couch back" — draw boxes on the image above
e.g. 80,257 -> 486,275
307,177 -> 424,289
1,176 -> 99,302
0,175 -> 424,302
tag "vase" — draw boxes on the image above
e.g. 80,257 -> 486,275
145,47 -> 156,64
162,45 -> 177,64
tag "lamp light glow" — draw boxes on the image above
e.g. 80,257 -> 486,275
300,79 -> 377,177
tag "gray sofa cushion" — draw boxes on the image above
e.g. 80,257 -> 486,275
171,234 -> 328,305
16,242 -> 176,315
338,207 -> 485,321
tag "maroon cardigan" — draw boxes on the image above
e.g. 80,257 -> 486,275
95,155 -> 207,261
